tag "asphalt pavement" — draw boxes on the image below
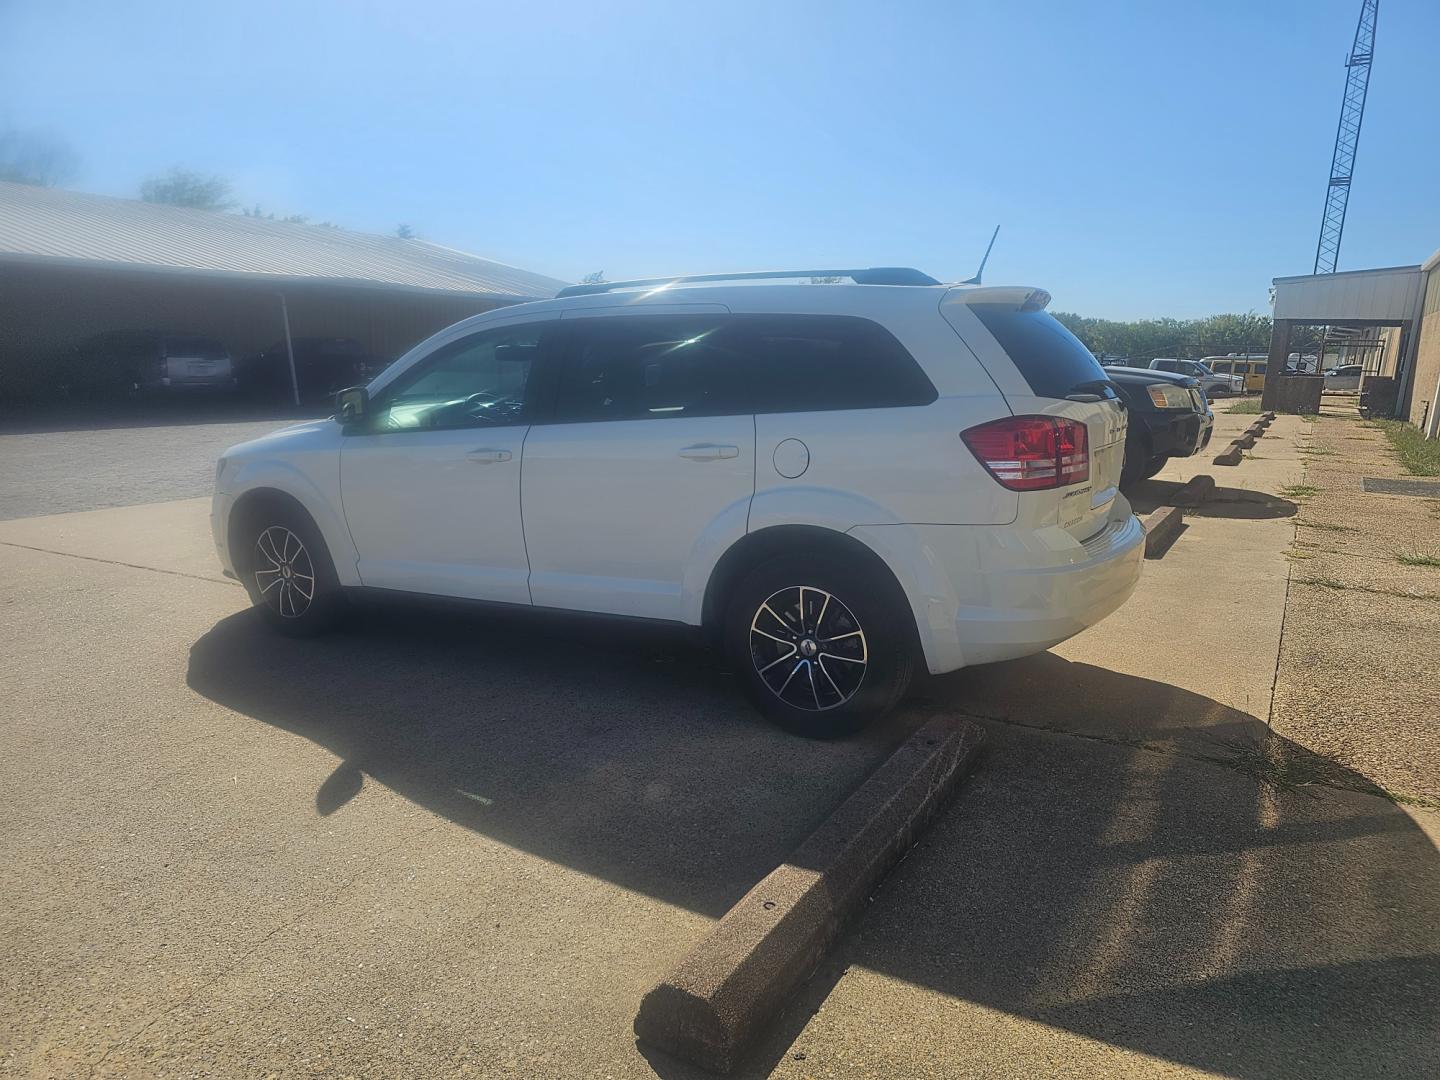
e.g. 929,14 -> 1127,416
0,403 -> 314,520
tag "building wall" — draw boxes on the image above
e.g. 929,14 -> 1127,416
1409,266 -> 1440,435
0,262 -> 504,400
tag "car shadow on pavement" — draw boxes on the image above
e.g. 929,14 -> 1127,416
188,613 -> 1440,1080
186,604 -> 924,919
1127,480 -> 1297,520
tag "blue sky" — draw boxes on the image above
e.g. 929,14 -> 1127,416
3,0 -> 1437,319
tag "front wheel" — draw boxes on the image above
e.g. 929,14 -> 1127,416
1140,454 -> 1168,481
239,503 -> 345,636
1120,432 -> 1152,488
724,553 -> 914,738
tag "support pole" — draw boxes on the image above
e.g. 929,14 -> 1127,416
279,292 -> 301,408
1262,319 -> 1295,412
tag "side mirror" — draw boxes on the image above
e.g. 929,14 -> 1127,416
335,386 -> 369,424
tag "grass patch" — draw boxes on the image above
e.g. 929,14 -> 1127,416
1397,552 -> 1440,567
1295,576 -> 1438,601
1369,419 -> 1440,476
1299,447 -> 1337,457
1280,484 -> 1321,499
1226,399 -> 1263,415
1296,520 -> 1358,532
1297,576 -> 1348,589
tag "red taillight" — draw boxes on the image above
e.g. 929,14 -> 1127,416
961,416 -> 1090,491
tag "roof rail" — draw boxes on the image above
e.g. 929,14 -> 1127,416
556,267 -> 941,298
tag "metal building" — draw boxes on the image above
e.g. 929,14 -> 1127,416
1269,250 -> 1440,436
0,181 -> 567,402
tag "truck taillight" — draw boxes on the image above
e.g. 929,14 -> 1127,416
961,416 -> 1090,491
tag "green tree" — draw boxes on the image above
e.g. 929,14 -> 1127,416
580,271 -> 607,284
0,127 -> 79,187
396,223 -> 416,239
140,168 -> 233,210
1054,310 -> 1282,364
242,204 -> 311,224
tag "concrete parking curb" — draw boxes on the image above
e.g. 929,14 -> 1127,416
633,715 -> 985,1074
1171,474 -> 1215,507
1142,505 -> 1185,558
1213,442 -> 1244,465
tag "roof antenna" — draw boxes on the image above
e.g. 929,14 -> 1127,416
960,225 -> 1000,285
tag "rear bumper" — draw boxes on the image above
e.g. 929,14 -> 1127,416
947,510 -> 1145,667
850,496 -> 1145,674
140,376 -> 239,392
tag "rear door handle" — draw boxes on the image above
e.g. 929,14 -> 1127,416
467,447 -> 512,463
679,443 -> 740,461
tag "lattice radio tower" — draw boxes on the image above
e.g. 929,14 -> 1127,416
1314,0 -> 1378,274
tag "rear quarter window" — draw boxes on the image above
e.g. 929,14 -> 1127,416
970,306 -> 1108,400
735,314 -> 936,413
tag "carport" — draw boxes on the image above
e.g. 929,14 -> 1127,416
1268,259 -> 1439,429
0,180 -> 567,403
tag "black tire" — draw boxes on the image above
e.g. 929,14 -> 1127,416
1120,431 -> 1151,488
237,501 -> 345,636
1140,454 -> 1168,481
724,552 -> 914,738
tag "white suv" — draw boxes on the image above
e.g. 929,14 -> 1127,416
212,268 -> 1144,736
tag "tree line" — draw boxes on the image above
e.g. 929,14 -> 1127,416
1053,310 -> 1319,363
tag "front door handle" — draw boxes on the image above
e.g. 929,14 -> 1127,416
679,443 -> 739,461
467,447 -> 512,463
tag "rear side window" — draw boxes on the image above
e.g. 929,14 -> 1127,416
554,316 -> 747,422
970,306 -> 1108,400
550,314 -> 934,422
736,314 -> 936,413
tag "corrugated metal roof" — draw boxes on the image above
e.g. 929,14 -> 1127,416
0,181 -> 569,300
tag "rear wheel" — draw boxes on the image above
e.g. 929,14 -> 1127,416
1141,454 -> 1168,481
238,502 -> 345,636
724,553 -> 914,738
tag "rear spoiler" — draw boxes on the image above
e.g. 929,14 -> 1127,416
942,285 -> 1052,311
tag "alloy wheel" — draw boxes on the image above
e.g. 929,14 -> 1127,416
253,525 -> 316,619
749,585 -> 868,711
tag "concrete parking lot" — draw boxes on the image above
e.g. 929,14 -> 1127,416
0,403 -> 319,521
2,409 -> 1437,1079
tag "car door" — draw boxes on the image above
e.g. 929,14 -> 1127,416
338,317 -> 557,604
521,309 -> 754,622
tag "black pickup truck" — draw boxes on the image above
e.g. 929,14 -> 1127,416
1104,366 -> 1214,487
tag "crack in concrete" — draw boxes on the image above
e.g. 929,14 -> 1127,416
0,540 -> 237,587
